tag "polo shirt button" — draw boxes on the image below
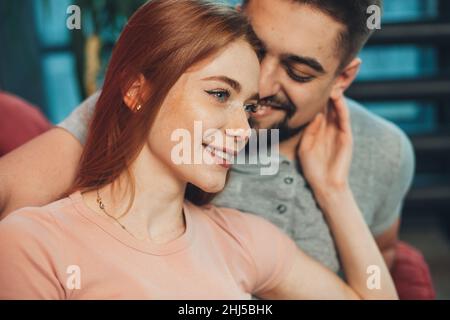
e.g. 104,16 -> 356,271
284,177 -> 294,185
277,204 -> 287,214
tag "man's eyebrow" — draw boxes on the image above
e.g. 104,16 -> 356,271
201,76 -> 241,93
281,54 -> 326,74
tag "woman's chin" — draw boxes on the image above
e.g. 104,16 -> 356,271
192,173 -> 226,194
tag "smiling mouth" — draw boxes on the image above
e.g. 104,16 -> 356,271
254,99 -> 296,119
202,144 -> 235,168
251,100 -> 288,116
252,103 -> 286,118
259,99 -> 288,110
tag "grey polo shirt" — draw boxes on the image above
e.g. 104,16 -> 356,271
59,93 -> 415,274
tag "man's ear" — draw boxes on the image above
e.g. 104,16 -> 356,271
123,74 -> 147,112
330,57 -> 361,100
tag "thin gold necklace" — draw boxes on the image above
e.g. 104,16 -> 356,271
95,189 -> 186,241
96,189 -> 135,237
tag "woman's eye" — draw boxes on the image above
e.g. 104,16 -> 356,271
244,103 -> 259,113
205,89 -> 230,103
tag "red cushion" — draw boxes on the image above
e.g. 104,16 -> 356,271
391,241 -> 436,300
0,92 -> 51,157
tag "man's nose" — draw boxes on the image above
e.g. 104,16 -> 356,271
259,56 -> 281,99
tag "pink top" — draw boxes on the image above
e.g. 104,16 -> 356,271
0,191 -> 297,300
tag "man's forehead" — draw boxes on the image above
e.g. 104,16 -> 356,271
245,0 -> 343,66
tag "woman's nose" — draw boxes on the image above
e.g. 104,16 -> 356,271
224,109 -> 251,150
226,127 -> 251,143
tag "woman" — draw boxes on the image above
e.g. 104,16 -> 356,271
0,0 -> 397,299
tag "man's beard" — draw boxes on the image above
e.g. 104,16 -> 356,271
269,116 -> 309,143
249,95 -> 308,144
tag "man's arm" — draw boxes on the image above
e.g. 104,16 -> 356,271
371,128 -> 415,270
0,92 -> 99,219
0,128 -> 82,218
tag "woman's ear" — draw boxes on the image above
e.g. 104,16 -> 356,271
123,74 -> 147,112
330,58 -> 361,100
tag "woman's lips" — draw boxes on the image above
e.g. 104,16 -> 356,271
203,144 -> 233,169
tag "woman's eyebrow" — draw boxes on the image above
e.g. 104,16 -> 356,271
201,76 -> 242,93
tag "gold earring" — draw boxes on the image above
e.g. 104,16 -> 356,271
136,104 -> 142,112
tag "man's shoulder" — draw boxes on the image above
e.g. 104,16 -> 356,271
346,98 -> 414,181
347,98 -> 412,157
347,98 -> 405,141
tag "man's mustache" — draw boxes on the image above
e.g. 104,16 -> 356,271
258,96 -> 296,118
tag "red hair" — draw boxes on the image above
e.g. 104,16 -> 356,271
69,0 -> 258,206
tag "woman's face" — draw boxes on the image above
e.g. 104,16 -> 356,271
148,40 -> 260,193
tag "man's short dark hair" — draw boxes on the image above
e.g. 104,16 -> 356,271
242,0 -> 383,70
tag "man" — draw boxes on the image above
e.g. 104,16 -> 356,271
0,0 -> 414,275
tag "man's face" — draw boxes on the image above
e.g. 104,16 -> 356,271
244,0 -> 346,139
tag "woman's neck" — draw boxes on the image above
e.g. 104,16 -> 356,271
82,146 -> 187,244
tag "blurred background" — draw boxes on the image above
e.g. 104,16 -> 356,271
0,0 -> 449,298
